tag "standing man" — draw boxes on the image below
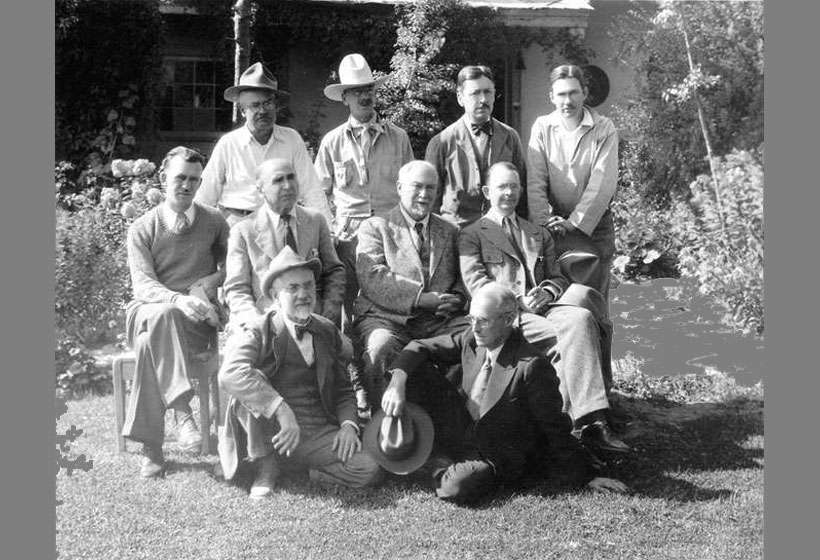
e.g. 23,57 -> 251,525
195,62 -> 332,227
381,282 -> 628,504
354,160 -> 469,408
315,53 -> 414,327
218,248 -> 382,499
527,64 -> 619,309
425,65 -> 527,229
123,146 -> 230,478
223,158 -> 345,329
459,162 -> 627,453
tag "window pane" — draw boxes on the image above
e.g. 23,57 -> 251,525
194,85 -> 215,108
174,85 -> 194,108
162,60 -> 175,84
172,108 -> 193,131
192,109 -> 215,131
196,61 -> 215,83
176,61 -> 194,84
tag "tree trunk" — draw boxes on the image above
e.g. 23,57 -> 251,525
232,0 -> 252,125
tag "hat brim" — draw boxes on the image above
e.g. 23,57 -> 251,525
363,402 -> 434,475
323,75 -> 389,102
260,257 -> 322,297
557,250 -> 600,285
224,85 -> 290,103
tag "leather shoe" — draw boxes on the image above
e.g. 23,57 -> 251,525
249,454 -> 279,500
175,411 -> 202,454
140,445 -> 165,478
577,420 -> 631,453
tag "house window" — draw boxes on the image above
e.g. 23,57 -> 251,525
158,57 -> 232,133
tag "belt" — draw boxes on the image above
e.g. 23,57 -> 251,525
218,205 -> 254,217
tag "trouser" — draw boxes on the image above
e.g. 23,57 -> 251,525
518,306 -> 609,421
231,402 -> 382,488
121,302 -> 214,448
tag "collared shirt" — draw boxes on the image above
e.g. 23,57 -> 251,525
262,204 -> 300,252
281,314 -> 315,367
195,124 -> 332,225
314,115 -> 413,223
161,203 -> 196,230
398,204 -> 431,254
463,114 -> 491,166
526,107 -> 619,236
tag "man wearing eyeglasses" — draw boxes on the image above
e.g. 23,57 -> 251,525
195,62 -> 332,227
425,65 -> 527,229
314,54 -> 414,332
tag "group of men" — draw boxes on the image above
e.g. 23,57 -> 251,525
121,54 -> 627,504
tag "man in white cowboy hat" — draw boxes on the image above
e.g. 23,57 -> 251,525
218,247 -> 383,499
425,65 -> 528,229
458,162 -> 628,453
195,62 -> 332,227
314,53 -> 414,329
381,282 -> 629,504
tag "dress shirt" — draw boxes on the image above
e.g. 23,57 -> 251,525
262,204 -> 300,252
195,124 -> 332,224
161,203 -> 196,231
526,107 -> 619,236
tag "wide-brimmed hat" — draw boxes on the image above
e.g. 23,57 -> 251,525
224,62 -> 289,102
363,402 -> 434,475
557,250 -> 600,285
260,246 -> 321,296
323,53 -> 388,102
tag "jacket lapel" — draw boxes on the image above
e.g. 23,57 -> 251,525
518,219 -> 543,279
253,209 -> 279,261
268,312 -> 288,380
461,344 -> 486,398
428,215 -> 445,277
387,207 -> 424,278
481,217 -> 519,262
479,333 -> 519,417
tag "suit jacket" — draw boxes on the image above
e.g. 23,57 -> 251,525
390,328 -> 598,484
218,311 -> 357,479
425,117 -> 527,227
458,214 -> 569,300
354,206 -> 466,325
223,204 -> 345,326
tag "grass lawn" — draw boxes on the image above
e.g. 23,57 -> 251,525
57,367 -> 763,560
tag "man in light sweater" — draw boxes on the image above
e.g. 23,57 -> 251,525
123,146 -> 230,478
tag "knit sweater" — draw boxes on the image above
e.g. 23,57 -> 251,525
127,202 -> 229,303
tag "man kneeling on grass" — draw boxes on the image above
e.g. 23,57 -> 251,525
218,247 -> 383,499
380,282 -> 628,504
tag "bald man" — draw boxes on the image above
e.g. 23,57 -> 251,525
223,158 -> 345,329
353,160 -> 470,409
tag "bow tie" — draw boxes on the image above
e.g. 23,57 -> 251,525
470,121 -> 493,136
293,317 -> 313,341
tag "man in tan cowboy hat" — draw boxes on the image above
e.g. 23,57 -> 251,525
314,53 -> 414,331
195,62 -> 332,227
458,162 -> 627,453
218,247 -> 382,499
381,282 -> 629,504
425,65 -> 528,229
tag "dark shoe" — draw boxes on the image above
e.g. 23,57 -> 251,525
577,420 -> 631,454
175,411 -> 202,454
249,454 -> 279,500
140,445 -> 165,478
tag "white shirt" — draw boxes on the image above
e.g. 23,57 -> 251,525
161,203 -> 196,230
195,124 -> 332,225
282,314 -> 315,367
398,204 -> 430,253
262,204 -> 301,251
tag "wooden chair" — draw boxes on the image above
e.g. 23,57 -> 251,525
112,347 -> 221,455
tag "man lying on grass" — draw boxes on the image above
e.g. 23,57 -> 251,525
218,247 -> 383,499
380,282 -> 628,504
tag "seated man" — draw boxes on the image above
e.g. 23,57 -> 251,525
381,282 -> 628,504
218,247 -> 382,499
353,160 -> 470,409
459,162 -> 627,452
122,146 -> 230,478
223,158 -> 345,329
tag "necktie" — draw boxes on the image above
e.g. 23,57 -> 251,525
467,355 -> 493,419
414,222 -> 430,287
470,121 -> 493,136
173,212 -> 189,234
294,317 -> 313,341
503,216 -> 533,291
281,213 -> 298,253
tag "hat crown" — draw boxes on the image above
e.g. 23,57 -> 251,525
260,246 -> 321,296
378,415 -> 416,460
238,62 -> 278,89
337,53 -> 376,87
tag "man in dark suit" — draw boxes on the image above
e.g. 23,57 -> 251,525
223,158 -> 345,329
354,160 -> 470,409
381,282 -> 628,504
218,248 -> 382,499
425,65 -> 527,228
459,162 -> 627,453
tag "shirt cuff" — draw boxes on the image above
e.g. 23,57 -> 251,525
340,420 -> 360,436
261,395 -> 284,419
540,280 -> 564,301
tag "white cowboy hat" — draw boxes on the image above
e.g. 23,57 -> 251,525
323,53 -> 388,102
224,62 -> 289,102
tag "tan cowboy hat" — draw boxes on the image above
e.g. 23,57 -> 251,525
557,250 -> 601,285
323,53 -> 388,102
224,62 -> 289,102
363,402 -> 434,475
260,246 -> 321,296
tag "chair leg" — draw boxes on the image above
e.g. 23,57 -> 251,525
112,357 -> 129,453
197,376 -> 211,455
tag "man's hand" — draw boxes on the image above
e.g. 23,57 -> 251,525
520,286 -> 554,314
417,291 -> 444,311
175,294 -> 212,323
332,424 -> 361,463
188,273 -> 222,302
435,293 -> 464,317
271,402 -> 301,457
381,370 -> 407,417
546,216 -> 577,237
587,477 -> 629,494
